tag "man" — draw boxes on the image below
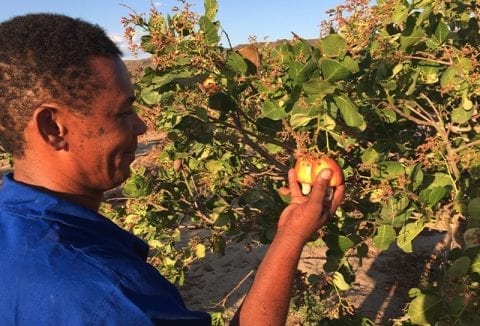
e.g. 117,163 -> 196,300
0,14 -> 344,325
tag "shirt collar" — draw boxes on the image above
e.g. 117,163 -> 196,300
0,172 -> 149,259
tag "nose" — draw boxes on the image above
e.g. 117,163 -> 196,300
133,112 -> 148,136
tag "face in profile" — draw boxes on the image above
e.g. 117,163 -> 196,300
61,56 -> 147,192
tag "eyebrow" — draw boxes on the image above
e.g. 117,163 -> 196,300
118,95 -> 136,110
125,95 -> 136,105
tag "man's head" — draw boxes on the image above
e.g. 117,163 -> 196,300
0,14 -> 148,208
0,13 -> 121,156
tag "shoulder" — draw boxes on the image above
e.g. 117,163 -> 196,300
0,215 -> 210,324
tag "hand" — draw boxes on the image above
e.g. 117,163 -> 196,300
276,168 -> 345,244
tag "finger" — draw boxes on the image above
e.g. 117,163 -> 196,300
308,168 -> 332,205
277,186 -> 290,197
287,168 -> 303,198
329,183 -> 346,215
318,208 -> 332,226
277,186 -> 291,204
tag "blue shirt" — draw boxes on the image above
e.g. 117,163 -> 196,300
0,173 -> 211,325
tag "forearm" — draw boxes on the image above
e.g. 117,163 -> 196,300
231,168 -> 344,325
233,233 -> 305,326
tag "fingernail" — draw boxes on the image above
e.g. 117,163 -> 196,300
320,169 -> 332,179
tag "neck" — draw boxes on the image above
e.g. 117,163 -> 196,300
13,160 -> 103,212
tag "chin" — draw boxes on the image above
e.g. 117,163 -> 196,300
106,169 -> 132,190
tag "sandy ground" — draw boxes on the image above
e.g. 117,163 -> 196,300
177,229 -> 447,325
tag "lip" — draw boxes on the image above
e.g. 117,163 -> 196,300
123,149 -> 137,161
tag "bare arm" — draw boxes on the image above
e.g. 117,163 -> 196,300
231,168 -> 345,325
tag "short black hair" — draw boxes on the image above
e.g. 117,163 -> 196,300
0,13 -> 122,156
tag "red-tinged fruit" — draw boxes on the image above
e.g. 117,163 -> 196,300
294,154 -> 344,195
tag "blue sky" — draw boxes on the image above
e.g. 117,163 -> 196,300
0,0 -> 345,58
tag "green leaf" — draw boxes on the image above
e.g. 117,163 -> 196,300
342,55 -> 360,74
397,220 -> 425,253
140,86 -> 161,105
417,63 -> 440,84
226,51 -> 248,75
151,75 -> 174,88
151,70 -> 193,88
289,101 -> 320,128
317,112 -> 337,130
319,34 -> 347,58
392,2 -> 408,25
123,171 -> 152,198
332,271 -> 350,291
428,186 -> 447,206
400,26 -> 424,50
376,161 -> 406,179
208,92 -> 237,112
440,65 -> 464,89
380,79 -> 397,91
408,287 -> 422,298
332,94 -> 366,130
468,198 -> 480,220
407,293 -> 442,324
462,95 -> 473,110
262,101 -> 288,120
416,6 -> 432,26
140,35 -> 155,53
373,225 -> 396,250
362,148 -> 381,164
426,21 -> 449,49
205,160 -> 224,174
213,213 -> 230,227
451,107 -> 472,124
303,78 -> 336,98
293,61 -> 318,85
448,256 -> 471,278
290,113 -> 315,128
288,61 -> 303,82
337,235 -> 355,253
471,251 -> 480,274
424,173 -> 454,189
435,20 -> 450,43
203,0 -> 218,21
321,59 -> 352,82
379,197 -> 411,226
199,16 -> 219,45
409,163 -> 424,191
324,234 -> 354,254
464,228 -> 480,249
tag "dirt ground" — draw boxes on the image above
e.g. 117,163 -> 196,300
177,229 -> 447,325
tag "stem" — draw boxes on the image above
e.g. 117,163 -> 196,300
403,54 -> 453,66
209,115 -> 296,152
326,129 -> 331,152
452,138 -> 480,154
389,105 -> 432,126
212,269 -> 255,308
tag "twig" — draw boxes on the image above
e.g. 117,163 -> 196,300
403,54 -> 453,66
387,103 -> 433,126
211,269 -> 255,308
403,102 -> 435,125
452,138 -> 480,154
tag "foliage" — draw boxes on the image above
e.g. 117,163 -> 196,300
113,0 -> 480,323
0,151 -> 12,168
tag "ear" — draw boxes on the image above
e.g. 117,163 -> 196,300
33,106 -> 68,151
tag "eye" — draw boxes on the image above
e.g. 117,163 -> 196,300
119,110 -> 135,117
